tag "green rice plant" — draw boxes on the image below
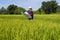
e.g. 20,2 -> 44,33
0,14 -> 60,40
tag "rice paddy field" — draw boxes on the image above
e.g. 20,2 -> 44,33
0,14 -> 60,40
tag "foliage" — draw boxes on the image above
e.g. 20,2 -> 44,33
37,8 -> 41,14
0,7 -> 7,14
50,1 -> 57,13
7,4 -> 26,14
41,1 -> 57,14
14,7 -> 26,14
33,8 -> 41,14
0,15 -> 60,40
0,1 -> 59,14
57,6 -> 60,12
7,4 -> 18,14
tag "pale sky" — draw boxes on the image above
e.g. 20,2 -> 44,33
0,0 -> 60,10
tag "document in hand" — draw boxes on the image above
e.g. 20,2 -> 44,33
24,12 -> 31,18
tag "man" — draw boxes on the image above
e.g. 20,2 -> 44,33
27,7 -> 33,20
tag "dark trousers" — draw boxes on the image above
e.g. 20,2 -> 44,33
29,15 -> 33,20
31,15 -> 33,19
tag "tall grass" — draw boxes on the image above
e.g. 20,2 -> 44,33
0,15 -> 60,40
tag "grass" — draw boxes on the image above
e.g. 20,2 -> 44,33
0,14 -> 60,40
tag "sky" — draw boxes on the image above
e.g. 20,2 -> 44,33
0,0 -> 60,10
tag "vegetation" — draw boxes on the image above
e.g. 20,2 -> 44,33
33,0 -> 59,14
41,1 -> 57,14
0,7 -> 7,14
57,6 -> 60,12
0,0 -> 60,40
0,0 -> 60,14
7,4 -> 18,14
0,4 -> 26,14
0,14 -> 60,40
14,7 -> 26,14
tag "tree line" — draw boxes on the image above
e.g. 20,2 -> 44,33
35,1 -> 60,14
0,0 -> 60,14
0,4 -> 26,14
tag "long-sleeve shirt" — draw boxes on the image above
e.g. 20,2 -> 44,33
28,11 -> 33,15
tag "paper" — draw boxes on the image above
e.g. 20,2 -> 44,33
24,12 -> 31,18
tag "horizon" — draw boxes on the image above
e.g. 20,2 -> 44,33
0,0 -> 60,10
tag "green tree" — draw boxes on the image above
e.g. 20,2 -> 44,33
36,8 -> 41,14
41,1 -> 51,14
7,4 -> 17,14
41,1 -> 57,14
14,7 -> 26,14
0,7 -> 7,14
57,6 -> 60,12
50,1 -> 57,13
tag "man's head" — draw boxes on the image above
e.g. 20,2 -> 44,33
28,6 -> 32,10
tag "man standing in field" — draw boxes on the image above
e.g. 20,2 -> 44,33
27,7 -> 33,20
